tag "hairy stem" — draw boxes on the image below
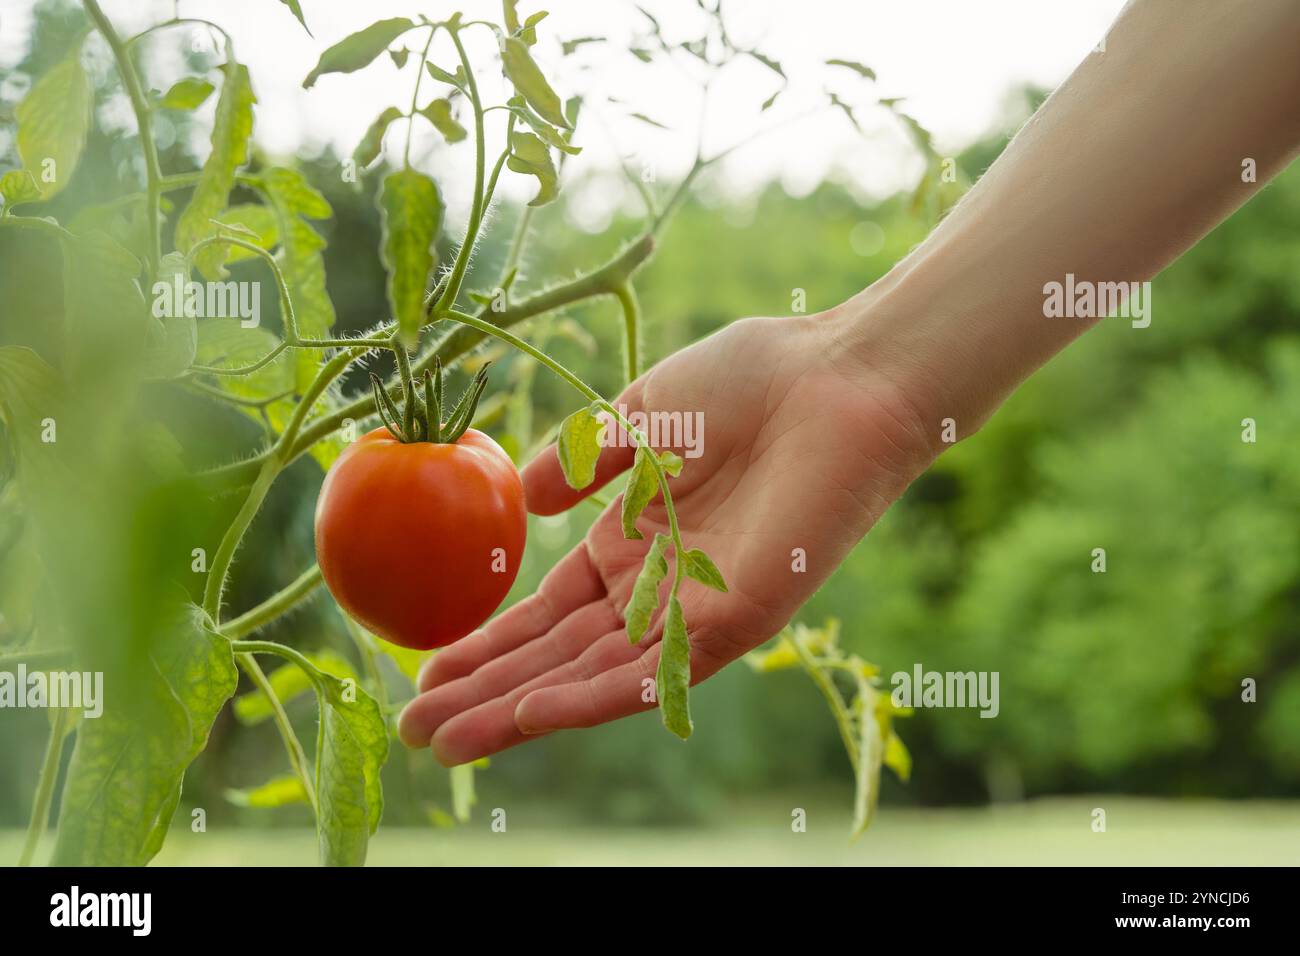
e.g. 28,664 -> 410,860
221,564 -> 323,639
17,707 -> 70,867
433,25 -> 487,314
441,308 -> 686,565
237,653 -> 317,810
612,281 -> 641,383
84,0 -> 163,274
404,25 -> 438,166
203,235 -> 655,487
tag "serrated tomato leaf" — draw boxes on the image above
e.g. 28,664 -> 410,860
16,51 -> 91,200
0,169 -> 42,208
620,446 -> 657,540
354,106 -> 403,167
303,18 -> 416,88
159,77 -> 215,110
556,403 -> 603,489
682,547 -> 727,592
506,131 -> 559,206
500,36 -> 569,129
315,674 -> 388,866
626,533 -> 670,643
225,774 -> 310,808
419,98 -> 468,143
51,603 -> 238,865
656,595 -> 692,739
175,59 -> 256,279
378,168 -> 442,349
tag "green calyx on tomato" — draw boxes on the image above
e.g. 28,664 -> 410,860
368,355 -> 490,445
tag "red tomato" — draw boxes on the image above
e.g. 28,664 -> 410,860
314,426 -> 526,650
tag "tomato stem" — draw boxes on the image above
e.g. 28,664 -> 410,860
432,23 -> 487,315
84,0 -> 162,275
16,706 -> 70,867
440,309 -> 688,586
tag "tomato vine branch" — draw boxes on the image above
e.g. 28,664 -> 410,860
16,706 -> 69,867
83,0 -> 163,275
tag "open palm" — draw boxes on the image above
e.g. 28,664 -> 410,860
398,313 -> 935,764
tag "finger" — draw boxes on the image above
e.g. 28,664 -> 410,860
521,378 -> 645,516
399,598 -> 619,747
513,643 -> 662,733
416,542 -> 603,693
428,628 -> 648,766
511,619 -> 741,733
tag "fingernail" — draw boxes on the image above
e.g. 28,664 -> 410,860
513,699 -> 549,735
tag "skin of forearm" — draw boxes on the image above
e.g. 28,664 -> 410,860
830,0 -> 1300,446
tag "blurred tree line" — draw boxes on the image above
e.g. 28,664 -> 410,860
2,2 -> 1297,830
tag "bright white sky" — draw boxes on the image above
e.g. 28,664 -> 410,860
2,0 -> 1126,225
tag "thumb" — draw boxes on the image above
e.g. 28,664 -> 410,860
522,378 -> 644,516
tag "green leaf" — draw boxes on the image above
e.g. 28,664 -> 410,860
16,51 -> 91,200
884,730 -> 912,782
748,51 -> 785,78
418,98 -> 468,143
303,17 -> 416,88
259,169 -> 334,361
508,97 -> 581,155
744,634 -> 801,673
628,111 -> 669,130
500,36 -> 569,128
353,106 -> 403,167
278,0 -> 312,34
620,445 -> 659,540
175,60 -> 256,280
506,130 -> 559,207
519,10 -> 549,45
682,547 -> 727,592
659,450 -> 683,476
626,533 -> 670,643
850,689 -> 885,839
260,167 -> 339,451
315,674 -> 389,866
159,76 -> 215,110
556,402 -> 603,489
0,169 -> 42,208
226,774 -> 310,807
656,595 -> 692,739
233,649 -> 354,725
503,0 -> 522,33
561,36 -> 603,55
51,603 -> 238,865
143,252 -> 197,380
826,58 -> 876,81
829,91 -> 861,133
195,318 -> 294,403
425,61 -> 466,88
378,168 -> 443,349
214,203 -> 279,262
59,229 -> 147,375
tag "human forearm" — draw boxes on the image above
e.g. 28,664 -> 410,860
833,0 -> 1300,442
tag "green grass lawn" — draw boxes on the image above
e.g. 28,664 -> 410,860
7,797 -> 1298,866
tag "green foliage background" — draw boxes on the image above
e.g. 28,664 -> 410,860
1,2 -> 1298,838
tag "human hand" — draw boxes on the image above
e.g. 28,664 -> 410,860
397,310 -> 937,764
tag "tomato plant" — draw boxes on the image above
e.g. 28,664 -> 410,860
0,0 -> 934,865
